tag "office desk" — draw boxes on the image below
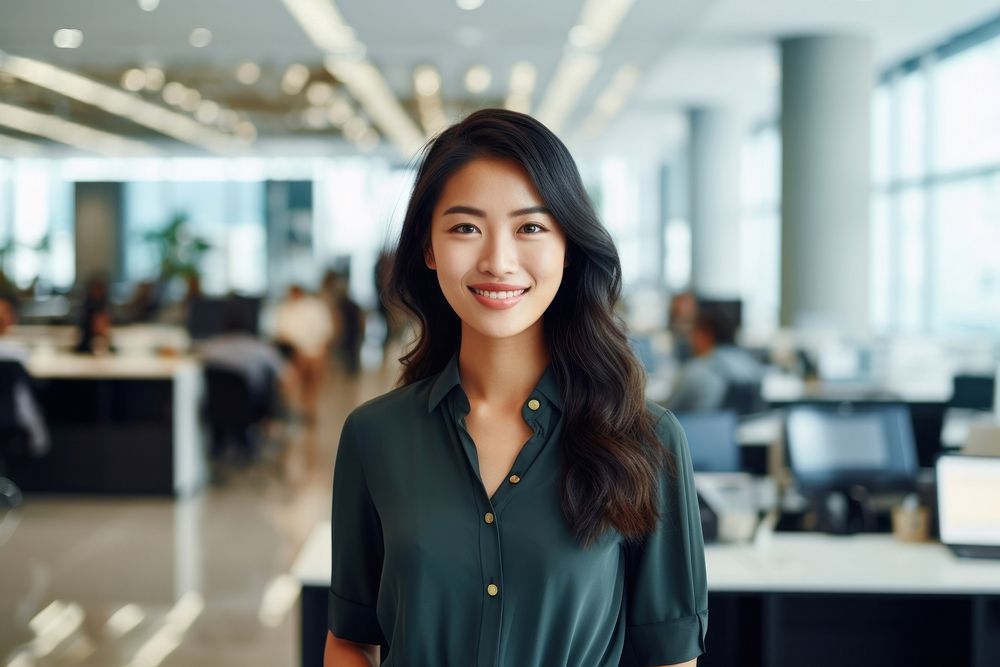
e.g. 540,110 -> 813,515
13,353 -> 207,496
292,523 -> 1000,667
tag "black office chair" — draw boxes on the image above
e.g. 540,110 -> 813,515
203,364 -> 280,463
950,374 -> 995,411
721,381 -> 766,417
0,360 -> 34,509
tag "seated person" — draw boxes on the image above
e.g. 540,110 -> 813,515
0,296 -> 49,456
665,306 -> 764,413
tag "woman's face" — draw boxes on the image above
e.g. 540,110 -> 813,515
426,158 -> 567,342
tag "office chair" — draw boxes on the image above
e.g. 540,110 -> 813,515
721,381 -> 766,416
203,364 -> 280,464
950,374 -> 995,411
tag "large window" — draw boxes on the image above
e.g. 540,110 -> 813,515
874,17 -> 1000,336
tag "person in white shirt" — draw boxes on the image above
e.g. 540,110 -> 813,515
274,285 -> 334,422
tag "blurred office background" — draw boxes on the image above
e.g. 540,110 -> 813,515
2,0 -> 1000,666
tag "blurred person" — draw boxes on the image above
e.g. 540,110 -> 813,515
374,249 -> 404,363
328,272 -> 365,375
664,306 -> 764,413
325,110 -> 706,667
0,296 -> 49,457
668,291 -> 698,362
274,284 -> 334,421
75,306 -> 114,355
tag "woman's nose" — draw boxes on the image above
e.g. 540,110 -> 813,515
478,234 -> 518,276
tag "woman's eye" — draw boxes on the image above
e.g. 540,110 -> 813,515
450,224 -> 479,234
520,223 -> 545,234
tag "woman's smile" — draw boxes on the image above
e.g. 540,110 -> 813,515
468,283 -> 530,309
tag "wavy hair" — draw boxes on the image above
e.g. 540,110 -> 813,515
388,108 -> 669,546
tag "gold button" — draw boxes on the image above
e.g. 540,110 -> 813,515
527,399 -> 540,411
509,474 -> 521,484
484,512 -> 494,524
487,584 -> 499,597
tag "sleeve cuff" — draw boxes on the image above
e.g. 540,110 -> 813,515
327,589 -> 383,645
625,609 -> 708,666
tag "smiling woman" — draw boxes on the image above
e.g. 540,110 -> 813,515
325,109 -> 707,667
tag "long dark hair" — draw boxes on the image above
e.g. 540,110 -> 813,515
389,108 -> 668,546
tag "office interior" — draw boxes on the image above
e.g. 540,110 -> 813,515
2,0 -> 1000,665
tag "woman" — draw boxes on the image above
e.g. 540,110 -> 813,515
325,109 -> 707,667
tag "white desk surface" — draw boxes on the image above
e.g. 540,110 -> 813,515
292,521 -> 1000,595
26,353 -> 199,379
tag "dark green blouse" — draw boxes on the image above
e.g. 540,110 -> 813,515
328,356 -> 708,666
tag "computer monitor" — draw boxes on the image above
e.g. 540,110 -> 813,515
676,411 -> 740,473
936,455 -> 1000,558
785,403 -> 918,493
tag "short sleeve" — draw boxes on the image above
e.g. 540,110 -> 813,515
622,409 -> 709,666
327,414 -> 385,644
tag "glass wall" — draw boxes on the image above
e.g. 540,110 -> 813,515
874,18 -> 1000,336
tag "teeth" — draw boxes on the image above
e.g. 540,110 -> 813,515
473,288 -> 525,300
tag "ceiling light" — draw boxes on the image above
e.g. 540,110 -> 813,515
121,68 -> 147,92
327,95 -> 352,126
53,29 -> 84,49
162,81 -> 185,105
235,62 -> 260,85
505,61 -> 536,114
195,100 -> 220,124
179,87 -> 202,111
137,0 -> 160,10
189,28 -> 212,48
235,121 -> 257,143
1,55 -> 244,153
302,106 -> 329,129
217,109 -> 240,130
282,0 -> 423,157
306,81 -> 334,106
456,0 -> 485,10
413,66 -> 441,97
0,102 -> 156,156
281,63 -> 310,95
343,115 -> 368,141
464,65 -> 491,94
535,0 -> 636,133
143,65 -> 165,90
325,57 -> 424,157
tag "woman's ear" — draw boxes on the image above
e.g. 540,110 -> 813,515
424,246 -> 436,270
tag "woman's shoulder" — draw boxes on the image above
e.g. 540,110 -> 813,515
343,375 -> 438,436
645,400 -> 684,448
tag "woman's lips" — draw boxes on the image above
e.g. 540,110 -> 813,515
468,286 -> 529,310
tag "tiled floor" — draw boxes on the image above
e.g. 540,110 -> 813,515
0,362 -> 398,667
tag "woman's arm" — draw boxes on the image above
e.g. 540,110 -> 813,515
323,630 -> 379,667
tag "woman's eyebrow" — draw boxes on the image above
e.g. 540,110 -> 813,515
442,205 -> 552,218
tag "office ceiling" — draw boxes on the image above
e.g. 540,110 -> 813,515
1,0 -> 998,158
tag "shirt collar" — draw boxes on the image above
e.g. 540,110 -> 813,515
426,353 -> 563,413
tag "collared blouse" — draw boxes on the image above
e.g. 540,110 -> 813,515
328,355 -> 708,666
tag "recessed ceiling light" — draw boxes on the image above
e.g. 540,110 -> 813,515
456,0 -> 485,10
281,64 -> 310,95
235,120 -> 257,143
189,28 -> 212,48
179,88 -> 202,112
302,106 -> 329,129
464,65 -> 491,94
196,100 -> 220,124
306,81 -> 334,106
327,95 -> 352,126
137,0 -> 160,11
121,68 -> 147,92
53,29 -> 84,49
235,62 -> 260,85
343,115 -> 368,141
413,66 -> 442,97
143,65 -> 165,91
162,81 -> 185,106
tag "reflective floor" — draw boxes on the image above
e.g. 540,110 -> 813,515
0,363 -> 397,667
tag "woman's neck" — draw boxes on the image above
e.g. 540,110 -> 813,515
458,322 -> 549,409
